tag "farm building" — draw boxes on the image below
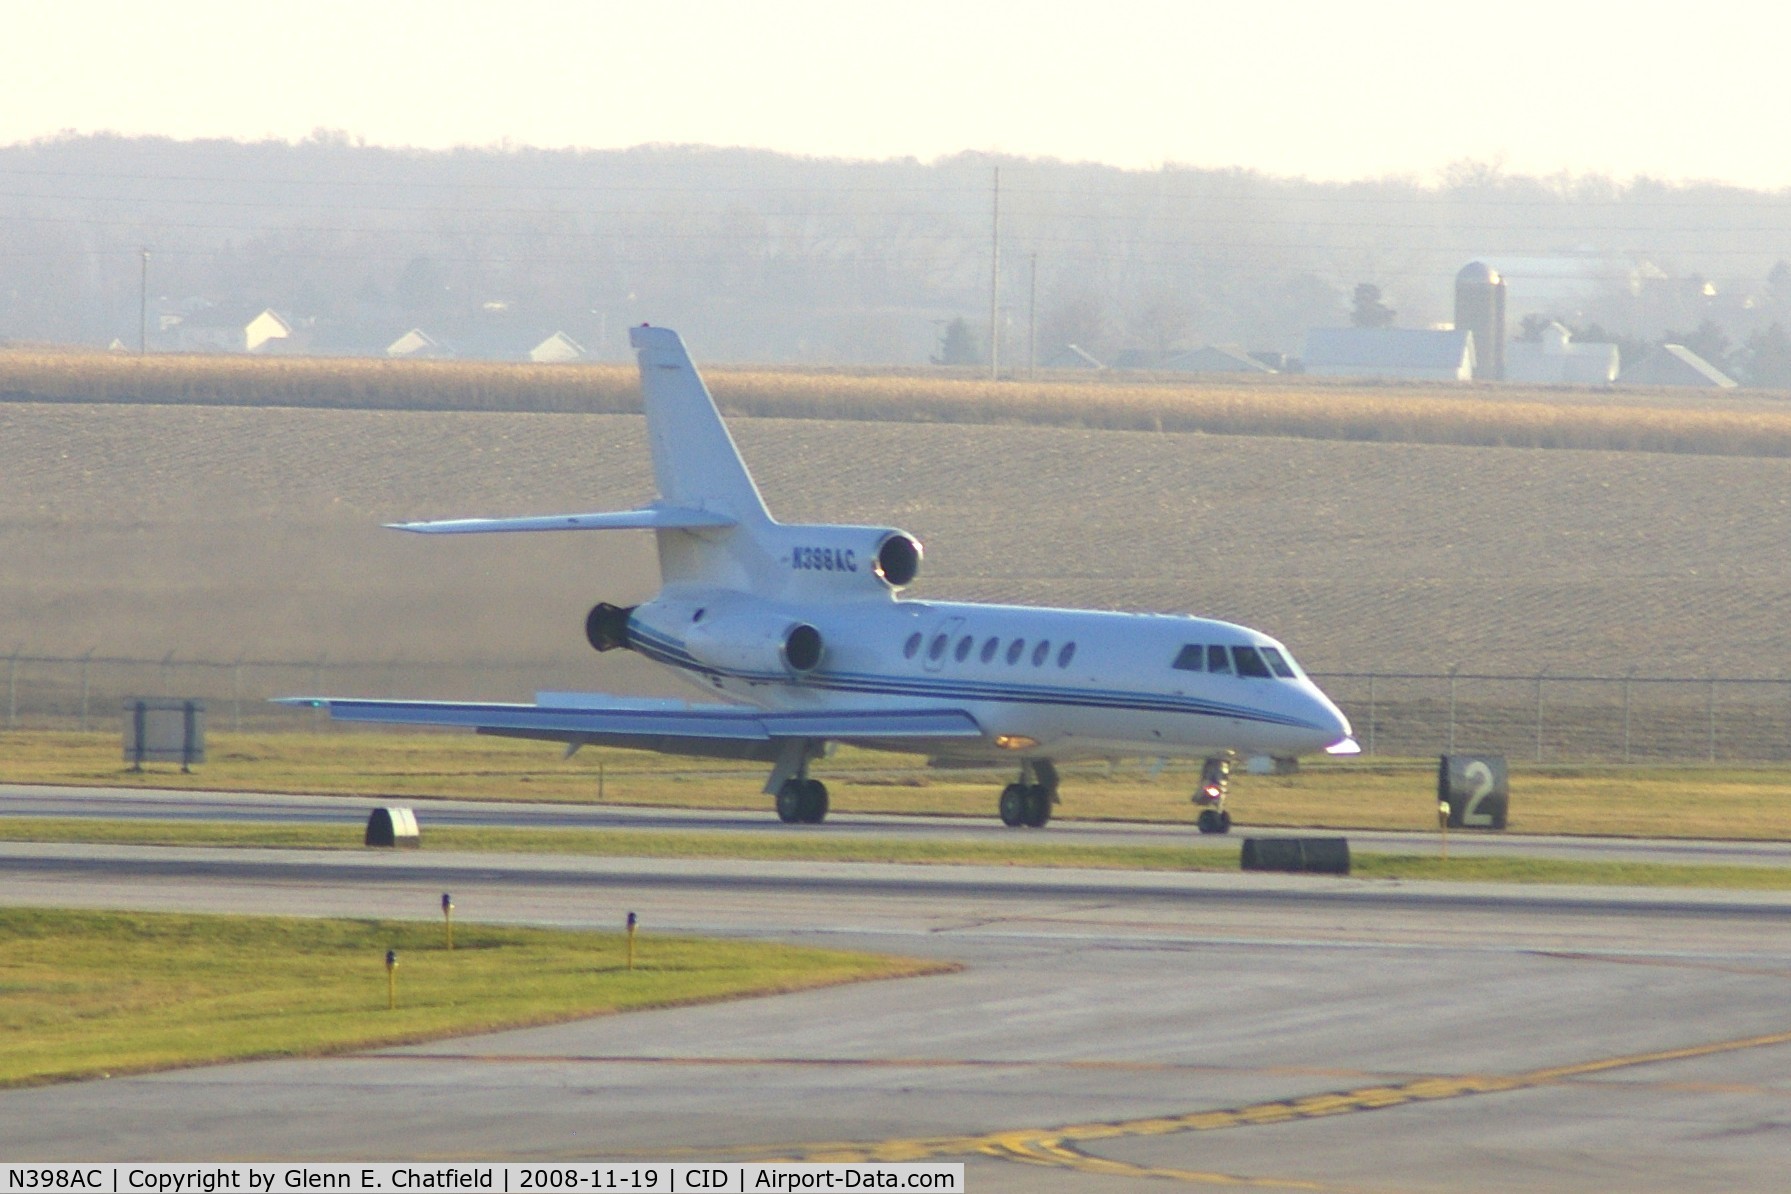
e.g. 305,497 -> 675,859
386,328 -> 452,359
529,331 -> 588,363
1302,328 -> 1476,382
1505,322 -> 1620,385
1620,344 -> 1737,388
1163,345 -> 1277,374
1040,343 -> 1104,369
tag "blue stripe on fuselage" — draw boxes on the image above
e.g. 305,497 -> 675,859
626,623 -> 1323,733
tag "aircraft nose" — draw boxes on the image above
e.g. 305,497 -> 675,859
1306,685 -> 1355,753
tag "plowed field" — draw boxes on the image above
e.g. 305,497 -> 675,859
7,401 -> 1791,695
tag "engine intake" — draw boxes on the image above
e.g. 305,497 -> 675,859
683,611 -> 826,677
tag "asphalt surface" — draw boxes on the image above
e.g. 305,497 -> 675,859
3,786 -> 1791,1189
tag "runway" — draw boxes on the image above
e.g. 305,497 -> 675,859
8,781 -> 1791,868
4,790 -> 1791,1189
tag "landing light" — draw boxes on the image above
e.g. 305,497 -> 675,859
1325,737 -> 1362,756
994,735 -> 1038,751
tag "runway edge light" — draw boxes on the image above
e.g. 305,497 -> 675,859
626,911 -> 637,971
385,948 -> 398,1010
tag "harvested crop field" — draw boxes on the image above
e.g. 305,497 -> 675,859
7,399 -> 1791,704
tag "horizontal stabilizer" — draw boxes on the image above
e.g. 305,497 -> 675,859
274,694 -> 983,745
387,506 -> 737,534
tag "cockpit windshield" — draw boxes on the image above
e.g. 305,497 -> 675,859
1174,641 -> 1302,680
1258,646 -> 1299,678
1231,646 -> 1273,678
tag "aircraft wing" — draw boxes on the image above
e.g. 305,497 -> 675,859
274,693 -> 984,752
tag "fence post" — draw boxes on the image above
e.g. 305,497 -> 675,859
1366,673 -> 1377,756
312,654 -> 326,725
1535,671 -> 1546,763
1447,666 -> 1459,754
232,656 -> 244,733
1622,669 -> 1633,764
1709,678 -> 1718,763
79,650 -> 93,732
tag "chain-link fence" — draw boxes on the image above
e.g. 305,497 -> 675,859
1319,671 -> 1791,763
5,651 -> 1791,763
0,652 -> 574,734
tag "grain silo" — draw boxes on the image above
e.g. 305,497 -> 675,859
1454,261 -> 1507,380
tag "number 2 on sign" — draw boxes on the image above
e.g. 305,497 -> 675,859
1461,760 -> 1496,826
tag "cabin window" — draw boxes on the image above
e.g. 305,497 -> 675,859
903,632 -> 922,659
980,636 -> 999,663
1172,644 -> 1204,671
928,633 -> 948,661
692,608 -> 706,622
955,635 -> 973,662
1232,645 -> 1273,678
1207,645 -> 1232,674
1057,642 -> 1077,668
1259,646 -> 1297,678
1007,639 -> 1025,664
1032,640 -> 1051,666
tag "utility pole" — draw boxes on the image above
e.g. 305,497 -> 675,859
1028,251 -> 1038,378
139,248 -> 149,354
988,166 -> 1000,381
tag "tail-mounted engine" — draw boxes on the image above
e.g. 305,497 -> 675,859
684,609 -> 824,677
585,602 -> 635,652
774,525 -> 923,596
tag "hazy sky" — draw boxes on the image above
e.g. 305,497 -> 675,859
8,0 -> 1789,188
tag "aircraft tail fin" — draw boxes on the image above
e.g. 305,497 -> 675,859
630,325 -> 771,526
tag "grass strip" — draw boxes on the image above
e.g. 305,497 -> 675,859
14,731 -> 1791,841
5,818 -> 1791,891
0,907 -> 947,1088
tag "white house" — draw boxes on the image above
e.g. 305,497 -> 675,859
1302,328 -> 1476,382
386,329 -> 452,359
529,331 -> 587,364
244,309 -> 294,353
1505,322 -> 1620,385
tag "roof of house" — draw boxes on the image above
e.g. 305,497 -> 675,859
1164,344 -> 1277,373
1621,343 -> 1737,388
1303,327 -> 1475,371
1041,343 -> 1104,369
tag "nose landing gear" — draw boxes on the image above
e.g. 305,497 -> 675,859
998,759 -> 1057,828
1194,756 -> 1232,834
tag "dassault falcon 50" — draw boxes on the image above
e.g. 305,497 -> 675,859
286,326 -> 1356,832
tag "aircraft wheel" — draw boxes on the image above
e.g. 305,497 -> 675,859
998,783 -> 1027,827
776,780 -> 804,824
798,779 -> 829,824
1022,784 -> 1052,828
1216,810 -> 1232,834
1196,808 -> 1220,834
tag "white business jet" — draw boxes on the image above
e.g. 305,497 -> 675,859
286,326 -> 1356,832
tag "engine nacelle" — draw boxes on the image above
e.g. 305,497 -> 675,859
585,602 -> 636,652
776,524 -> 923,594
683,609 -> 825,677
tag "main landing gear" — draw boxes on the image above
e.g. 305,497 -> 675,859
776,777 -> 829,823
1194,756 -> 1232,834
998,759 -> 1058,828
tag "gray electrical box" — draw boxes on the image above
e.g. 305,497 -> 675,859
123,699 -> 205,770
